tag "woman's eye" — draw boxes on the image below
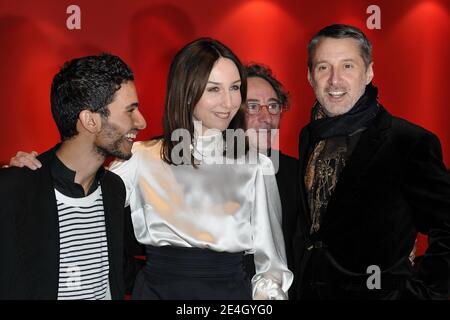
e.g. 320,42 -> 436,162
207,86 -> 220,92
231,85 -> 240,91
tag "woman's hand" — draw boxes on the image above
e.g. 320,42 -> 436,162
9,151 -> 42,170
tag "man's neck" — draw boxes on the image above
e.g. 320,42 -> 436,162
56,139 -> 105,195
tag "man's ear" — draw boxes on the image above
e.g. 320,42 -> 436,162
366,62 -> 374,84
307,69 -> 313,87
78,110 -> 102,134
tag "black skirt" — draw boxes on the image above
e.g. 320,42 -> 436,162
132,245 -> 252,300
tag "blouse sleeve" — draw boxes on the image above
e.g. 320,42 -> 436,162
108,142 -> 140,207
251,155 -> 294,300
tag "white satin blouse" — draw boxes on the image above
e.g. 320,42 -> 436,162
109,133 -> 293,299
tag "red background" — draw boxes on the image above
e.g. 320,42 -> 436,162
1,0 -> 449,256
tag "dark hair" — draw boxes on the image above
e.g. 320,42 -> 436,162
246,63 -> 289,109
307,24 -> 372,71
50,53 -> 134,140
161,37 -> 247,165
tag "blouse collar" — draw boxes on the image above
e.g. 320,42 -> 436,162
192,128 -> 225,162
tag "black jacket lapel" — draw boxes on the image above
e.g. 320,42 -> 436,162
19,148 -> 60,299
297,127 -> 312,228
322,107 -> 392,227
101,173 -> 125,299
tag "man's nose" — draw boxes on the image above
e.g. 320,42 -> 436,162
328,67 -> 341,86
257,105 -> 272,121
134,109 -> 147,130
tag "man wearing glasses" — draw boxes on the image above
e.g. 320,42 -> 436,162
243,64 -> 299,298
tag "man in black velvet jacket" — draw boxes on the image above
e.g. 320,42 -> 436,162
0,54 -> 146,299
293,24 -> 450,299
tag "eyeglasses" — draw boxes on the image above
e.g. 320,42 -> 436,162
245,102 -> 283,115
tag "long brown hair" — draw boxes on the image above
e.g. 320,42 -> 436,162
161,37 -> 247,166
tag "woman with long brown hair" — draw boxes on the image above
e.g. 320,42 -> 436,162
111,38 -> 292,299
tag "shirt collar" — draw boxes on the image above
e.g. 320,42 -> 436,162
50,150 -> 105,198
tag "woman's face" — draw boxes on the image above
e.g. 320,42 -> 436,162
193,57 -> 242,134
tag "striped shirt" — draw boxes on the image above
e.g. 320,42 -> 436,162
55,187 -> 111,300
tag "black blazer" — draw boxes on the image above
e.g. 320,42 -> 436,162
273,151 -> 299,275
293,107 -> 450,299
0,146 -> 127,299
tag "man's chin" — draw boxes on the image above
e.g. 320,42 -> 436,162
96,145 -> 132,161
253,141 -> 271,154
322,105 -> 352,117
111,149 -> 132,160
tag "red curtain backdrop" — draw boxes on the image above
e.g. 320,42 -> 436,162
1,0 -> 449,256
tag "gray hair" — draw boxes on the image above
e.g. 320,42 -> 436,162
307,24 -> 372,71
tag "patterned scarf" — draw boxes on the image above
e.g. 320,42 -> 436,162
304,83 -> 380,233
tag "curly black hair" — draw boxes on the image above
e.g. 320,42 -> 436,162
50,53 -> 134,140
245,63 -> 289,109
